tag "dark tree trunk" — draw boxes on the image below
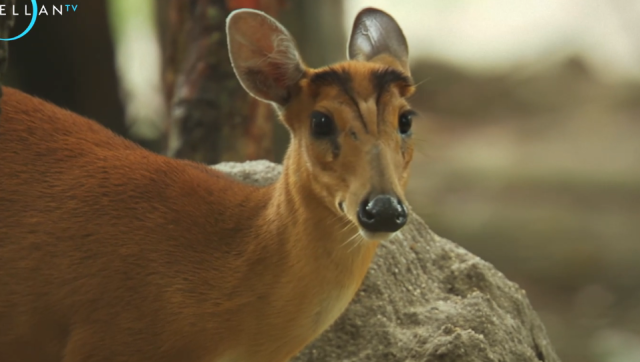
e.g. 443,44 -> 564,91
0,0 -> 15,106
157,0 -> 286,164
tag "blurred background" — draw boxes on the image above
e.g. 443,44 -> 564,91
4,0 -> 640,361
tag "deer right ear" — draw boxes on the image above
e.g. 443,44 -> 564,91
226,9 -> 305,106
348,8 -> 410,74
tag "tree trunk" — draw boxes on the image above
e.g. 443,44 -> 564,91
157,0 -> 286,164
0,0 -> 15,107
214,160 -> 562,362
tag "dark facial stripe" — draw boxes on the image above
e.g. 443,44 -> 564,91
371,67 -> 413,128
309,68 -> 369,133
309,68 -> 351,91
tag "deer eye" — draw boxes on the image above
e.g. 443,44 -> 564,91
398,110 -> 414,136
310,111 -> 336,138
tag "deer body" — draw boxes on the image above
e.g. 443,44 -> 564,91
0,8 -> 415,362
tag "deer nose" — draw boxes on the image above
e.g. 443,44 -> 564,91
357,195 -> 408,233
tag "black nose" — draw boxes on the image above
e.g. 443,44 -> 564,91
357,195 -> 408,233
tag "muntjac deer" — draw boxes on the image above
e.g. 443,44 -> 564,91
0,7 -> 416,362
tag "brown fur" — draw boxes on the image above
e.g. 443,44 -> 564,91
0,9 -> 415,362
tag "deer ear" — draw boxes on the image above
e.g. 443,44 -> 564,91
226,9 -> 305,106
347,8 -> 410,74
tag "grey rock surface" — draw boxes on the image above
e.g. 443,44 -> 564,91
214,160 -> 560,362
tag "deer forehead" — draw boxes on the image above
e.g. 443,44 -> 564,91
302,63 -> 412,130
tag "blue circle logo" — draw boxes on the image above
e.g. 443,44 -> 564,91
0,0 -> 38,41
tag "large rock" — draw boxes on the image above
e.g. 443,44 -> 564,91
214,160 -> 560,362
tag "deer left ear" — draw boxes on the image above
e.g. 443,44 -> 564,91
347,8 -> 410,75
